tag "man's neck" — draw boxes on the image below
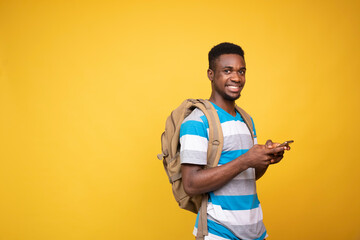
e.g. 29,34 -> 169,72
208,95 -> 236,117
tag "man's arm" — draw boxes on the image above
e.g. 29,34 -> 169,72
182,157 -> 249,196
182,143 -> 287,196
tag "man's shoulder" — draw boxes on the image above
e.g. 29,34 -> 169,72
180,108 -> 209,138
182,108 -> 207,125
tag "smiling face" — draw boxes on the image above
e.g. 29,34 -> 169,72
208,53 -> 246,103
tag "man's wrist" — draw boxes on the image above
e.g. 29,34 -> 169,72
236,154 -> 251,172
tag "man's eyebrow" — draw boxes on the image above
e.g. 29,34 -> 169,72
223,66 -> 247,70
223,66 -> 233,69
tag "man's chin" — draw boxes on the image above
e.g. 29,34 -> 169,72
225,93 -> 241,101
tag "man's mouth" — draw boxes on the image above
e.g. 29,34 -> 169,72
226,85 -> 241,92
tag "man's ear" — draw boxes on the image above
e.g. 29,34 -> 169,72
207,69 -> 214,81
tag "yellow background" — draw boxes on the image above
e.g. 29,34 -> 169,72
1,0 -> 359,239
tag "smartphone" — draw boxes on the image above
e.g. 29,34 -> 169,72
277,140 -> 294,147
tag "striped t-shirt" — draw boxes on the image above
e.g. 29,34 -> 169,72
180,102 -> 267,240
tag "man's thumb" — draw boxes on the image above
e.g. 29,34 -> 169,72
265,139 -> 273,148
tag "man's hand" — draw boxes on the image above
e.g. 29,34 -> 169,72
242,140 -> 288,169
245,139 -> 291,180
265,139 -> 291,164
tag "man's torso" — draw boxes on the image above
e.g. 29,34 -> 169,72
180,103 -> 267,240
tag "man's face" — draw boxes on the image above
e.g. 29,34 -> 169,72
208,54 -> 246,102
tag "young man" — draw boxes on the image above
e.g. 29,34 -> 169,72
180,42 -> 290,240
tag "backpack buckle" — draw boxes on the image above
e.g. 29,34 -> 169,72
157,152 -> 169,160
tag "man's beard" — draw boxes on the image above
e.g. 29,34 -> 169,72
223,92 -> 241,101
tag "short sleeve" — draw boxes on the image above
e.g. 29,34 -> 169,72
180,109 -> 208,165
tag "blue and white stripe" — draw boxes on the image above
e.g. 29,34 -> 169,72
180,102 -> 267,240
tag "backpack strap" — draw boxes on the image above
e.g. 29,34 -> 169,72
192,99 -> 223,240
235,105 -> 256,143
196,99 -> 224,168
196,193 -> 209,240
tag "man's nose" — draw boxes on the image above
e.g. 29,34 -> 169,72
231,72 -> 242,82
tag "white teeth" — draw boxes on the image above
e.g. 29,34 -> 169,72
228,86 -> 239,89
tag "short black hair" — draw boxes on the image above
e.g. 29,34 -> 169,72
208,42 -> 245,70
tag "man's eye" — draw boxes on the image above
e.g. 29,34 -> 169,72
224,70 -> 231,74
239,70 -> 245,75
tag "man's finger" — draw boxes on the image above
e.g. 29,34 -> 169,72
268,146 -> 286,154
265,139 -> 273,148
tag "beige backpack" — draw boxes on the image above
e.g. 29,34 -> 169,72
157,99 -> 255,240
